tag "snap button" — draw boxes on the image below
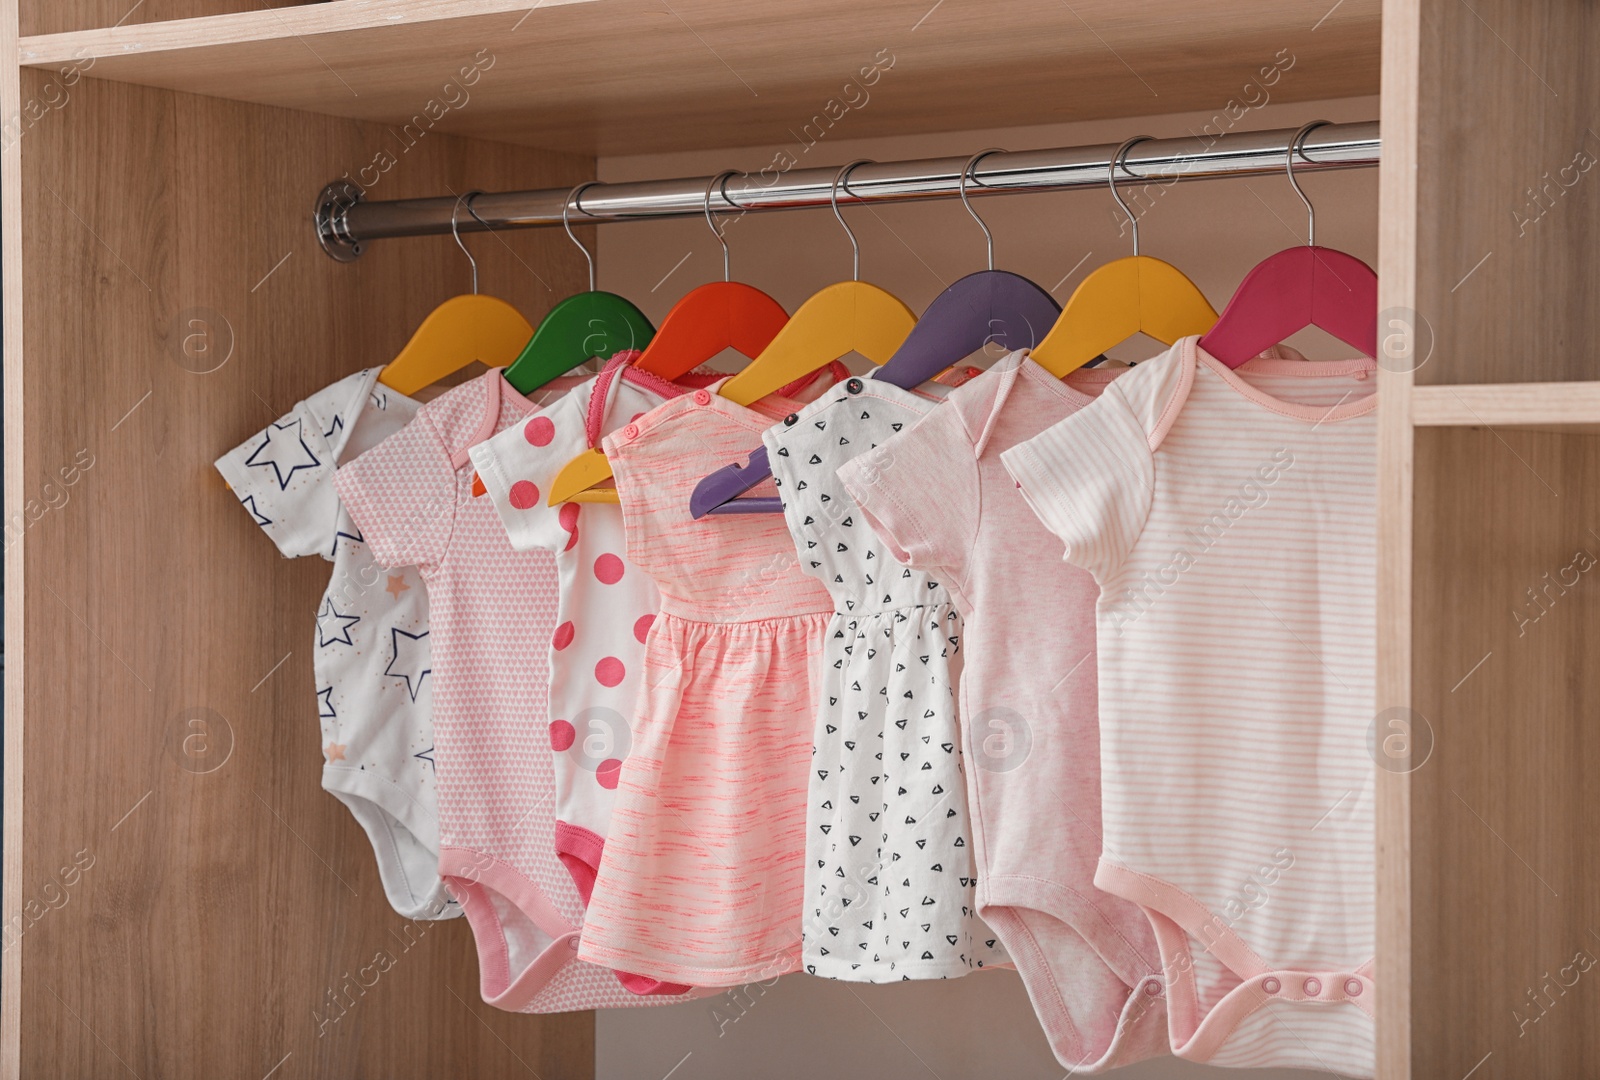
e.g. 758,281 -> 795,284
1303,977 -> 1322,996
783,413 -> 799,426
692,389 -> 712,406
1261,977 -> 1281,995
1344,978 -> 1363,997
1143,980 -> 1161,996
622,423 -> 640,440
846,377 -> 863,394
568,936 -> 580,951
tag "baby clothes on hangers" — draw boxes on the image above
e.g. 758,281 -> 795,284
335,368 -> 690,1014
576,381 -> 835,988
1001,337 -> 1377,1076
764,375 -> 1007,982
469,353 -> 701,996
215,367 -> 457,923
838,351 -> 1169,1073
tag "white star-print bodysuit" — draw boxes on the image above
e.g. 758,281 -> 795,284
217,367 -> 457,922
765,376 -> 1006,981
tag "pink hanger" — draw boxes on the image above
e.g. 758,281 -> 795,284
1198,121 -> 1377,368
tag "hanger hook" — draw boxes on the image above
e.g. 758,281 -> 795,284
563,181 -> 601,292
830,159 -> 872,281
1287,120 -> 1330,247
704,170 -> 739,282
451,190 -> 483,294
1108,136 -> 1153,257
959,148 -> 1004,271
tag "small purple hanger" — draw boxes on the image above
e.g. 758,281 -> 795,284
689,444 -> 782,516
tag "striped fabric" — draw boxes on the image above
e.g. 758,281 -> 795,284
577,384 -> 834,987
1002,337 -> 1377,1076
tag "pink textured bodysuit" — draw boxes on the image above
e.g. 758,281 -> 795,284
336,369 -> 685,1013
576,383 -> 834,987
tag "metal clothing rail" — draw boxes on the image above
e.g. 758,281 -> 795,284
313,121 -> 1379,262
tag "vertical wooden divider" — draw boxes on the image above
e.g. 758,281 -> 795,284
3,66 -> 600,1078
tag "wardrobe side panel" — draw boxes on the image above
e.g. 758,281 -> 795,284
1410,427 -> 1600,1076
1410,0 -> 1600,386
1373,2 -> 1420,1076
16,69 -> 594,1079
1,0 -> 27,1075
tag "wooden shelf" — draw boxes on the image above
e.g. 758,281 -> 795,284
1411,382 -> 1600,429
18,0 -> 1380,155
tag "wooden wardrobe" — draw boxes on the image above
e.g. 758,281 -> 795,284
0,2 -> 1594,1078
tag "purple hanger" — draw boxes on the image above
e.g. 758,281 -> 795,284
875,269 -> 1061,387
689,444 -> 782,517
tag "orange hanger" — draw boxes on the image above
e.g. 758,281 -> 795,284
1029,138 -> 1217,377
379,192 -> 535,396
632,171 -> 789,381
548,160 -> 915,506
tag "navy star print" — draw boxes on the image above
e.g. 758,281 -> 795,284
385,627 -> 432,702
244,416 -> 320,491
316,597 -> 361,647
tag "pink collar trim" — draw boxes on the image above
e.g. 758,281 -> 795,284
585,350 -> 683,449
1186,337 -> 1376,424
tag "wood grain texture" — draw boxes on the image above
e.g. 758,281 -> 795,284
1373,2 -> 1419,1073
10,69 -> 594,1079
1412,383 -> 1600,427
1411,427 -> 1600,1078
0,0 -> 28,1075
1409,0 -> 1600,386
15,0 -> 1380,156
19,0 -> 322,38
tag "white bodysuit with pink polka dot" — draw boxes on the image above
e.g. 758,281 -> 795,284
470,362 -> 676,913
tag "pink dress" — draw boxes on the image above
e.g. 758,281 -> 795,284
576,384 -> 833,987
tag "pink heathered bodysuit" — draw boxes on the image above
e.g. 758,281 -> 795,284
838,351 -> 1169,1073
576,382 -> 834,988
336,369 -> 687,1013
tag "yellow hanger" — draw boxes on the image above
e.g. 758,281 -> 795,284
379,192 -> 535,396
548,160 -> 916,505
1029,138 -> 1217,377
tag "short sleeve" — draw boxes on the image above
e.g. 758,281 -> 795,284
215,402 -> 341,560
999,384 -> 1154,583
836,401 -> 979,585
334,410 -> 458,572
468,405 -> 571,555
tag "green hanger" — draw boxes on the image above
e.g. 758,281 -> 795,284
503,181 -> 657,394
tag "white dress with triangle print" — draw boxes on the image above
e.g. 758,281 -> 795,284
765,376 -> 1007,982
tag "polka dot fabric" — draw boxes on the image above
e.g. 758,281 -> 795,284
336,370 -> 690,1014
578,383 -> 834,987
764,378 -> 1006,982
